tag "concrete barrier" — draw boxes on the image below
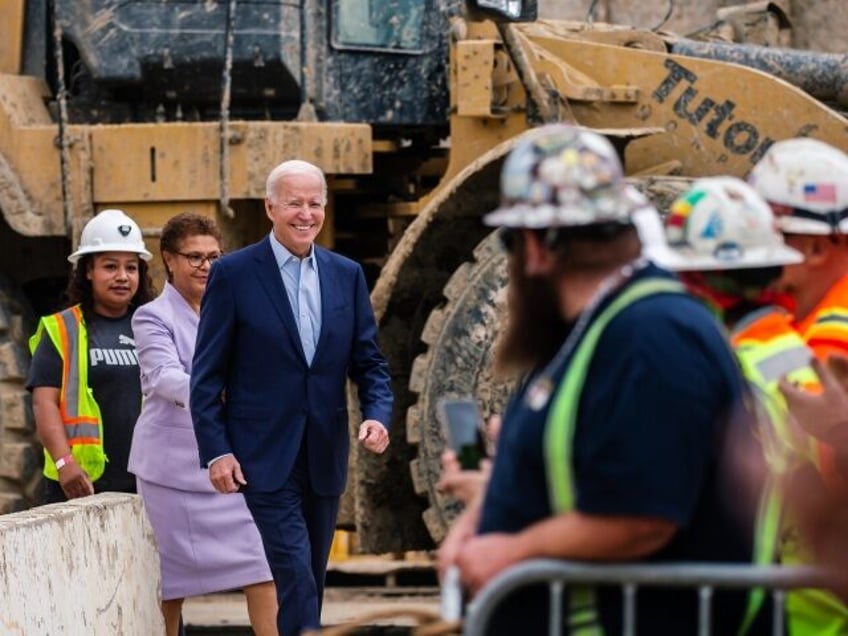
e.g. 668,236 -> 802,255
0,493 -> 164,634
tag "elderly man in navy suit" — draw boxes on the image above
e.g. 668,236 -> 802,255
191,159 -> 393,635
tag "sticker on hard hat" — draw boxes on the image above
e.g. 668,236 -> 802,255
713,242 -> 742,261
118,225 -> 132,237
699,213 -> 723,239
803,183 -> 836,204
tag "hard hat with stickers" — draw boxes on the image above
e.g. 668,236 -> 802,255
644,176 -> 802,271
483,124 -> 645,229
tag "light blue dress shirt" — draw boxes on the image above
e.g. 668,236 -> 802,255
269,234 -> 322,364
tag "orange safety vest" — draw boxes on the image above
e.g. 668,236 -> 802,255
795,273 -> 848,359
793,273 -> 848,498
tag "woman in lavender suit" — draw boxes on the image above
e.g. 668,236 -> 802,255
128,213 -> 277,636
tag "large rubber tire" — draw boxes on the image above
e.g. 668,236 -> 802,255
355,156 -> 505,553
0,277 -> 40,513
407,232 -> 514,543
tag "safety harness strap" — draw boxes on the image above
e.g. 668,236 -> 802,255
545,278 -> 684,635
545,278 -> 685,512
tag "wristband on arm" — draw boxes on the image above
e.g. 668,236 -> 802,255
54,454 -> 74,470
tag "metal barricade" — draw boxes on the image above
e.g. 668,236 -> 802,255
463,559 -> 833,636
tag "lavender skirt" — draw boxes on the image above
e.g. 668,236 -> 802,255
137,478 -> 273,600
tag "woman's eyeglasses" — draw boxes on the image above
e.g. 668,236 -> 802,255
177,252 -> 222,268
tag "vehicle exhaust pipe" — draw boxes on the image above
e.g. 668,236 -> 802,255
671,39 -> 848,108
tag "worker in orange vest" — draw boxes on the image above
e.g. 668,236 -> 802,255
753,138 -> 848,611
748,138 -> 848,498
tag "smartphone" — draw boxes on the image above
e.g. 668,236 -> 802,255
438,397 -> 487,470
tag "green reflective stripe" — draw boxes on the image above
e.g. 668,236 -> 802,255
753,345 -> 813,384
748,384 -> 794,474
545,278 -> 685,513
569,618 -> 604,635
740,477 -> 782,635
568,586 -> 603,635
544,278 -> 685,636
58,308 -> 82,418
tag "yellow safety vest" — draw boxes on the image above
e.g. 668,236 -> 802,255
732,307 -> 848,636
732,309 -> 819,472
29,305 -> 106,482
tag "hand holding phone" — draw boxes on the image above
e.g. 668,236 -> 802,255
438,397 -> 487,470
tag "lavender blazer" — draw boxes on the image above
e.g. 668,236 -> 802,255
128,282 -> 215,492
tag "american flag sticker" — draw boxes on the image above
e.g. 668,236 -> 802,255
803,183 -> 837,203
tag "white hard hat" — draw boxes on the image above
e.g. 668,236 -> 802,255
68,209 -> 153,264
645,177 -> 802,272
748,138 -> 848,235
484,124 -> 643,229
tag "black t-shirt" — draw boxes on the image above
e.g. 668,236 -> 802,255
478,266 -> 769,635
27,311 -> 141,493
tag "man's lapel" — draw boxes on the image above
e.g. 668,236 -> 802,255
252,239 -> 305,360
314,246 -> 340,359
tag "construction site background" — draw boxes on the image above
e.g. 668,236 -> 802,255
539,0 -> 848,52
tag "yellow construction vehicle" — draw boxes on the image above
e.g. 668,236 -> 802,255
0,0 -> 845,553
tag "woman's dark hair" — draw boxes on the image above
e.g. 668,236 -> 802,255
64,253 -> 156,321
160,212 -> 223,280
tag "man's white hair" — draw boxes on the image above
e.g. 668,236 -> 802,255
265,159 -> 328,204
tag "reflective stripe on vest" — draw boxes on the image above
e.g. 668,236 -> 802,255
814,311 -> 848,326
29,306 -> 106,481
806,307 -> 848,352
752,343 -> 816,385
545,278 -> 685,636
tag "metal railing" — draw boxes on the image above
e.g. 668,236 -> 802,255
463,559 -> 834,636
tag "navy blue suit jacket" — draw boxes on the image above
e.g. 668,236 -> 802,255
190,237 -> 393,496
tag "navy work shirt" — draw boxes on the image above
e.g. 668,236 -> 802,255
478,264 -> 765,635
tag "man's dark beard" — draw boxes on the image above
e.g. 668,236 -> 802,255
494,257 -> 570,379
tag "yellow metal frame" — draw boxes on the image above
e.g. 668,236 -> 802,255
0,1 -> 24,75
0,71 -> 371,244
